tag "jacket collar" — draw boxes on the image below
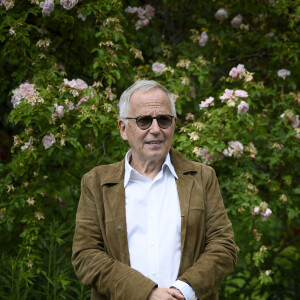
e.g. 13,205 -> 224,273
124,150 -> 178,187
100,147 -> 197,186
169,147 -> 198,175
101,159 -> 125,186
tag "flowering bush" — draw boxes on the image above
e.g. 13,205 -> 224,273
125,4 -> 155,30
0,0 -> 299,299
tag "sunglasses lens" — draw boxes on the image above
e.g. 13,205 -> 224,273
157,115 -> 172,128
136,116 -> 152,129
135,115 -> 173,129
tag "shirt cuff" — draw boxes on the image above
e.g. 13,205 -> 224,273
171,280 -> 197,300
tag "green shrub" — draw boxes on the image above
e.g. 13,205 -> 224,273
1,0 -> 299,299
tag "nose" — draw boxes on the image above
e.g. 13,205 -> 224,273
149,118 -> 161,134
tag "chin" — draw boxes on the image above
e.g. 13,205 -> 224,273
147,149 -> 167,160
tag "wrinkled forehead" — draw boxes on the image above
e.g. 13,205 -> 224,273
129,88 -> 171,114
130,86 -> 167,99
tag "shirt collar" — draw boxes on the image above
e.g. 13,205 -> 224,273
124,150 -> 178,187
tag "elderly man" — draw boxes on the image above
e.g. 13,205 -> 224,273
72,80 -> 237,300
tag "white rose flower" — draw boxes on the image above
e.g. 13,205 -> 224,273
42,133 -> 56,149
199,31 -> 208,47
227,99 -> 236,107
231,14 -> 243,28
277,69 -> 291,80
152,62 -> 166,74
215,8 -> 228,20
60,0 -> 77,10
237,101 -> 249,114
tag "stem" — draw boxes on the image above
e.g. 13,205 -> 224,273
80,283 -> 84,300
53,241 -> 57,300
46,238 -> 53,300
274,235 -> 300,255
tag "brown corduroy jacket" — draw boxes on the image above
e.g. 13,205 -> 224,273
72,148 -> 237,300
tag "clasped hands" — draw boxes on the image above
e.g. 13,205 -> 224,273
148,287 -> 185,300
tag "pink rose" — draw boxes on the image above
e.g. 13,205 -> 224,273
291,115 -> 299,129
229,64 -> 245,78
42,133 -> 56,149
215,8 -> 228,20
18,83 -> 36,96
137,7 -> 145,19
223,141 -> 244,158
63,78 -> 88,90
236,64 -> 245,73
254,207 -> 260,214
60,0 -> 77,10
142,18 -> 150,26
11,82 -> 36,108
75,78 -> 88,90
76,97 -> 88,109
229,68 -> 239,78
199,96 -> 214,110
152,62 -> 166,74
135,20 -> 143,30
262,208 -> 272,218
124,6 -> 138,14
63,79 -> 77,88
220,89 -> 233,102
199,31 -> 208,47
66,101 -> 74,111
237,101 -> 249,114
145,4 -> 155,19
200,148 -> 214,165
40,0 -> 55,16
52,104 -> 65,119
185,113 -> 195,120
277,69 -> 291,80
231,14 -> 243,28
235,90 -> 248,98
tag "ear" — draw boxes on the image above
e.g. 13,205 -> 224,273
118,119 -> 128,141
173,116 -> 178,126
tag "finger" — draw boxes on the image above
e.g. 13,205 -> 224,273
167,289 -> 182,297
173,293 -> 184,300
167,289 -> 185,300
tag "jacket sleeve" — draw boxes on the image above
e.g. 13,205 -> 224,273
72,173 -> 157,300
177,167 -> 237,299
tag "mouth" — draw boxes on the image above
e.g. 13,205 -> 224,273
145,140 -> 162,145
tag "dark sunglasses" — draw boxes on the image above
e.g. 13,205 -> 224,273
124,114 -> 175,130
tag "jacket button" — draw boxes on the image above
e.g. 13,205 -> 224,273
117,225 -> 121,231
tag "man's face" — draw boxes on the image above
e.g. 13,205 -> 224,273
118,88 -> 177,165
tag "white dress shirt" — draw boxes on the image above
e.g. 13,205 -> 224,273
124,150 -> 196,300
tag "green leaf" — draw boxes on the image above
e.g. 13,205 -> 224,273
47,147 -> 55,156
197,18 -> 207,25
287,208 -> 299,220
93,61 -> 99,69
23,37 -> 30,47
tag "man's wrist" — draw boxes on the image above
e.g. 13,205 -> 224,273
171,280 -> 197,300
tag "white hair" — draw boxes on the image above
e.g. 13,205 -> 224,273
119,80 -> 176,124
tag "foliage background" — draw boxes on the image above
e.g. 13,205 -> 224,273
0,0 -> 299,299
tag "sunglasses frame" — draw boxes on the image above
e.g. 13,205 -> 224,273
124,114 -> 175,130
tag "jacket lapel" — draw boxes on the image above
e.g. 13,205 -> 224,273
170,148 -> 198,273
176,172 -> 194,255
102,159 -> 131,265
